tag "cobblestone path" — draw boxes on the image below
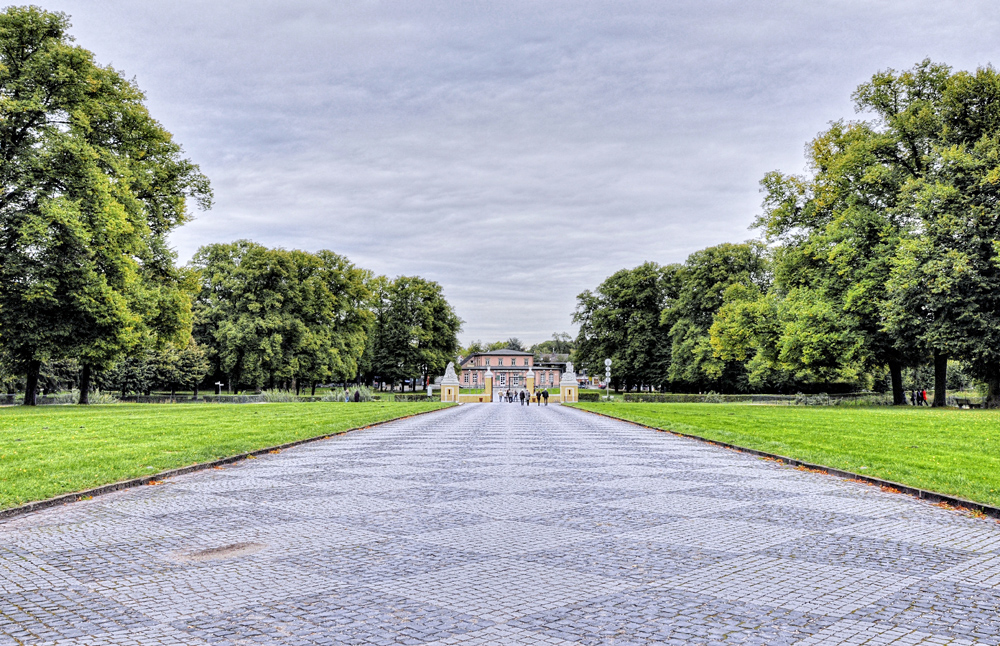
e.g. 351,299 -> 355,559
3,404 -> 1000,645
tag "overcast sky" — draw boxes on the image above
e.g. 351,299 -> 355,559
31,0 -> 1000,345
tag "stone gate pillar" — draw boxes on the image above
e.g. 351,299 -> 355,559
525,367 -> 535,399
559,362 -> 578,403
484,366 -> 493,402
440,362 -> 460,403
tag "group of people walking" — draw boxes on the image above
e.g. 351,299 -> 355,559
910,389 -> 929,406
495,388 -> 549,405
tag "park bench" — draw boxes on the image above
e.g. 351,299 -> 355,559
955,397 -> 983,409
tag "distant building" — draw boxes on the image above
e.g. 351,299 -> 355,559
458,350 -> 562,389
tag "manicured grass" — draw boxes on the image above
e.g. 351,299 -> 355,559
569,402 -> 1000,508
0,402 -> 450,510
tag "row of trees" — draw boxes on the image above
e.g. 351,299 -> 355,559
458,333 -> 576,362
0,7 -> 462,403
576,60 -> 1000,406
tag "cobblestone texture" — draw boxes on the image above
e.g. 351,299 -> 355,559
2,403 -> 1000,644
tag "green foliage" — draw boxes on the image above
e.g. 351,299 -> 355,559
504,338 -> 525,351
574,261 -> 675,391
191,241 -> 372,392
320,385 -> 378,402
258,389 -> 302,403
0,7 -> 211,403
662,242 -> 770,392
360,275 -> 461,390
710,60 -> 1000,405
530,332 -> 575,358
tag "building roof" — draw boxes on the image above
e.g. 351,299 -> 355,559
471,350 -> 534,355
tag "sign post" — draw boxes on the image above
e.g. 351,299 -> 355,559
604,358 -> 612,401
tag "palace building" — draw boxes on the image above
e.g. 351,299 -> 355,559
458,350 -> 562,390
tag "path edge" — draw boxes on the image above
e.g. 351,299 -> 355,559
570,405 -> 1000,520
0,405 -> 453,523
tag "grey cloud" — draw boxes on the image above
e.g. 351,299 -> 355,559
33,0 -> 1000,343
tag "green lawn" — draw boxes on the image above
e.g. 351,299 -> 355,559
569,402 -> 1000,508
0,402 -> 450,510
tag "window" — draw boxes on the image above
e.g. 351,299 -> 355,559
473,372 -> 478,383
486,358 -> 490,366
463,372 -> 469,384
524,358 -> 529,366
498,373 -> 507,386
499,358 -> 504,366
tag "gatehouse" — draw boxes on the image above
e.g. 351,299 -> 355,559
438,352 -> 578,404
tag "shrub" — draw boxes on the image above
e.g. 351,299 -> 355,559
577,392 -> 600,402
259,389 -> 300,403
322,386 -> 378,402
394,394 -> 436,402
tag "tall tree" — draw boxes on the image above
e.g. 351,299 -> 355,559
750,62 -> 953,403
191,241 -> 370,393
882,65 -> 1000,405
0,7 -> 211,404
573,262 -> 676,391
361,275 -> 461,390
662,242 -> 770,393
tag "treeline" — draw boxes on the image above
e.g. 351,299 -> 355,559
575,60 -> 1000,406
459,333 -> 575,359
0,8 -> 461,404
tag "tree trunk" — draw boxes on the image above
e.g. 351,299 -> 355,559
193,385 -> 199,400
79,364 -> 92,405
984,377 -> 1000,408
310,381 -> 316,396
932,350 -> 948,407
888,359 -> 904,406
23,360 -> 41,406
294,378 -> 300,396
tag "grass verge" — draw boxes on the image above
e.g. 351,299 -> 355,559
0,402 -> 450,510
569,402 -> 1000,508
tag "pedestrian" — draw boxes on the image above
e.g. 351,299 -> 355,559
921,389 -> 928,406
542,389 -> 549,405
519,390 -> 525,405
353,389 -> 360,402
344,389 -> 350,403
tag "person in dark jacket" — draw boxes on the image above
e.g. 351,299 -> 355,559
542,389 -> 549,405
353,390 -> 360,402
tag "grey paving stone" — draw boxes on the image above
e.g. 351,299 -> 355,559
172,587 -> 491,645
655,555 -> 921,616
761,533 -> 979,577
715,502 -> 871,531
509,585 -> 841,645
792,619 -> 980,646
3,403 -> 1000,645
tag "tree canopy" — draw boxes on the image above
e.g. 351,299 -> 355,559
577,60 -> 1000,405
0,6 -> 211,404
191,241 -> 372,394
